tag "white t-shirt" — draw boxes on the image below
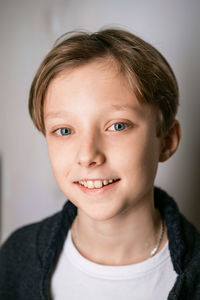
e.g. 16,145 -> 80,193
51,230 -> 177,300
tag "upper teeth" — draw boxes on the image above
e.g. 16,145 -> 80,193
78,179 -> 117,189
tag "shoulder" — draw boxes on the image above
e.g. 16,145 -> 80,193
155,188 -> 200,296
155,187 -> 200,269
1,210 -> 61,254
0,200 -> 77,298
0,210 -> 62,282
178,216 -> 200,297
172,213 -> 200,297
181,215 -> 200,269
0,199 -> 77,268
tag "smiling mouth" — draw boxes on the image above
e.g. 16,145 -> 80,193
74,178 -> 120,189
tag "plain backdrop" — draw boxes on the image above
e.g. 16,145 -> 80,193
0,0 -> 200,243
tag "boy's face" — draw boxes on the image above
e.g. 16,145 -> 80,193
44,60 -> 163,221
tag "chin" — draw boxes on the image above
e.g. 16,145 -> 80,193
79,203 -> 126,223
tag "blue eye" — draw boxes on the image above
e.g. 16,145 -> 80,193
56,128 -> 72,136
109,122 -> 128,131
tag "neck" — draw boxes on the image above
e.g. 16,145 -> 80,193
71,198 -> 167,266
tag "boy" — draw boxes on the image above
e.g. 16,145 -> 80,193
0,28 -> 200,299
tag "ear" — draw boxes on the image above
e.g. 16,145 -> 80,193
159,120 -> 181,162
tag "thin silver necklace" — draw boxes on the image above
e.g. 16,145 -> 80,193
72,217 -> 165,259
150,218 -> 165,257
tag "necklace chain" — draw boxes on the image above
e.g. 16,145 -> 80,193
72,217 -> 165,259
150,218 -> 165,257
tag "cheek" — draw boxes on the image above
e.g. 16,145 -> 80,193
114,132 -> 160,179
47,141 -> 74,179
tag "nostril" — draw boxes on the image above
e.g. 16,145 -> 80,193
79,155 -> 106,166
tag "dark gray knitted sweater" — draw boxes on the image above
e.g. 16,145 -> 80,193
0,188 -> 200,299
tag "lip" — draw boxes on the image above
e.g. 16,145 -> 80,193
74,178 -> 119,182
74,179 -> 120,195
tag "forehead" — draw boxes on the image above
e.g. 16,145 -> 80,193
44,60 -> 156,121
48,58 -> 129,92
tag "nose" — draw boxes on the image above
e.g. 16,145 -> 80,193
76,133 -> 106,168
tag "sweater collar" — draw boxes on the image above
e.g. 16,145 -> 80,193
41,187 -> 186,299
154,187 -> 185,274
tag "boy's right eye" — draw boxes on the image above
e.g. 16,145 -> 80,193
54,128 -> 72,136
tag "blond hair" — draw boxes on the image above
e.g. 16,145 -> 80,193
29,28 -> 179,135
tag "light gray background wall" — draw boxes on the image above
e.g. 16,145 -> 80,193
0,0 -> 199,243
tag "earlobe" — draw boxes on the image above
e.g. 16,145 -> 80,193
159,120 -> 181,162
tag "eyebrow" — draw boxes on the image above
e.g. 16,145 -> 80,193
110,104 -> 145,119
111,104 -> 139,111
45,111 -> 70,120
45,103 -> 142,120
